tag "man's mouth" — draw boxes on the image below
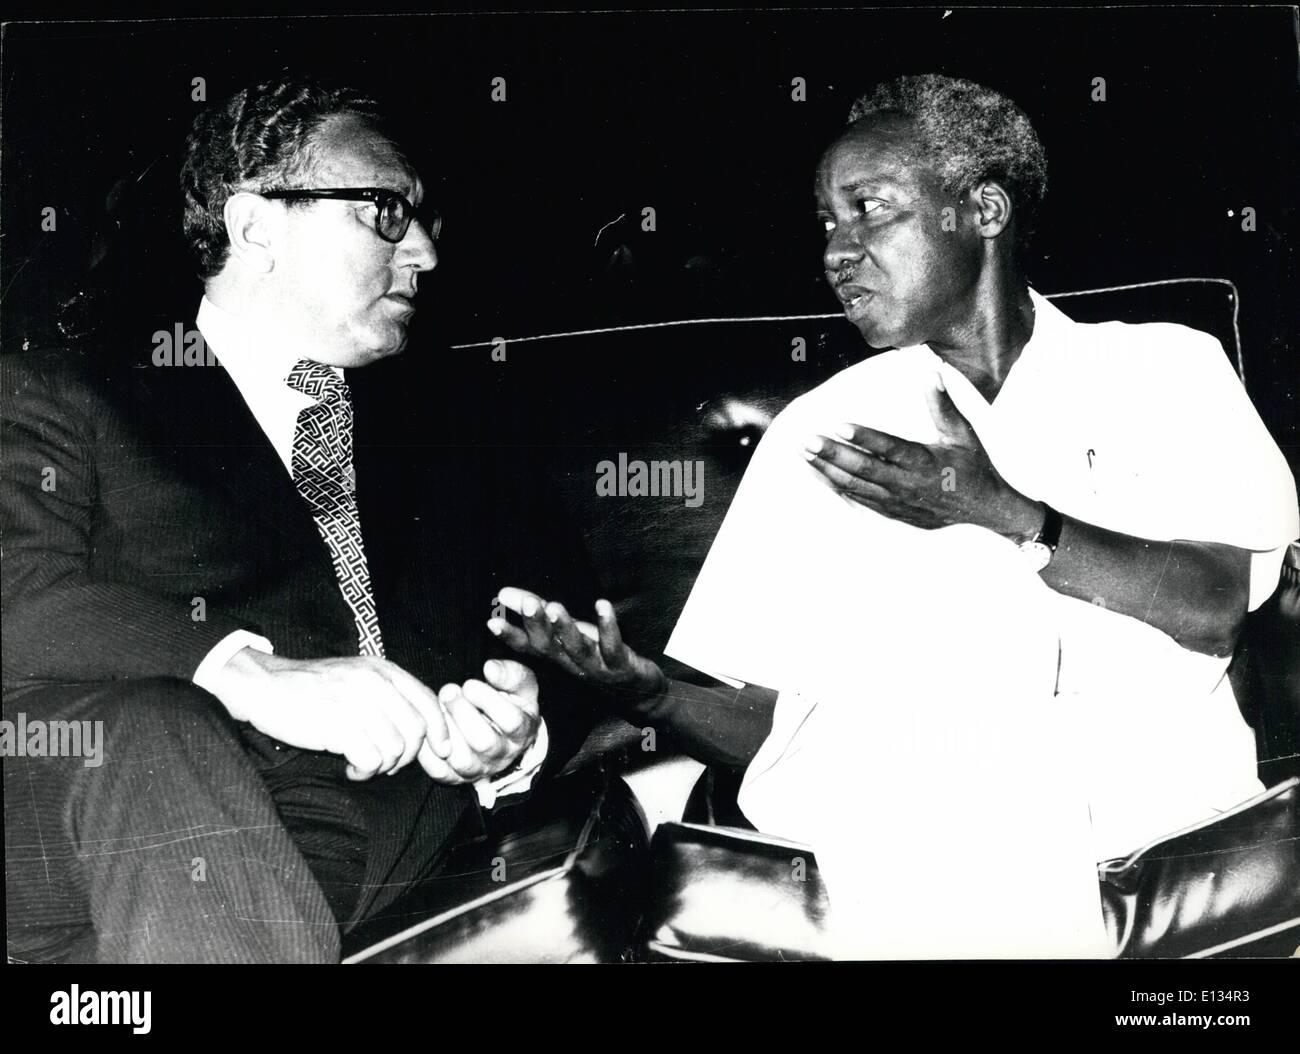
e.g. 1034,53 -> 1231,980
834,283 -> 873,318
384,292 -> 416,313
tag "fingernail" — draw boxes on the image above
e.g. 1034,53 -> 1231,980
487,618 -> 503,636
485,659 -> 501,678
834,423 -> 856,440
521,596 -> 537,617
595,599 -> 612,617
546,604 -> 559,624
803,437 -> 824,455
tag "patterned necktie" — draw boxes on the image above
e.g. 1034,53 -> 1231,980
285,359 -> 385,657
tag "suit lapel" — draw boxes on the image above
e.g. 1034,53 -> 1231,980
133,353 -> 326,549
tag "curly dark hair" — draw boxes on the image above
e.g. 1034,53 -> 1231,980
180,75 -> 387,279
847,74 -> 1048,246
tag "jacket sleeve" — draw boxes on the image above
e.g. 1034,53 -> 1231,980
1,353 -> 253,690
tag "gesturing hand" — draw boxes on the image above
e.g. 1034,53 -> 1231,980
803,377 -> 1043,539
489,587 -> 667,701
421,659 -> 542,785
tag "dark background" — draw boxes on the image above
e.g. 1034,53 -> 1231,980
2,7 -> 1296,455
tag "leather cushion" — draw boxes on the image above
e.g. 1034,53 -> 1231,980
644,778 -> 1299,960
1099,777 -> 1299,958
343,767 -> 651,963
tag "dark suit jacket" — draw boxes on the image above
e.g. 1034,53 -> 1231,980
1,324 -> 604,818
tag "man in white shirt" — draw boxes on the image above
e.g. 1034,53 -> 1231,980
492,74 -> 1297,956
3,75 -> 601,963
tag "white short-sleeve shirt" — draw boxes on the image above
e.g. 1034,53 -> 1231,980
666,289 -> 1298,859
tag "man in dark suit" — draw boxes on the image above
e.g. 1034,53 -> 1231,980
2,75 -> 603,963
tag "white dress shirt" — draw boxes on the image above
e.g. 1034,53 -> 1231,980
191,295 -> 546,806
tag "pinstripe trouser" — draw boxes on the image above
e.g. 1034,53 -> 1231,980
3,678 -> 474,963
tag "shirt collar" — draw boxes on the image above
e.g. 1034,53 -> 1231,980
1022,285 -> 1074,365
927,286 -> 1073,409
196,295 -> 343,394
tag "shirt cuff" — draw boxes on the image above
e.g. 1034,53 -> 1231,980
475,719 -> 549,810
193,630 -> 274,694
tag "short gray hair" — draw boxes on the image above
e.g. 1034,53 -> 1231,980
847,74 -> 1048,245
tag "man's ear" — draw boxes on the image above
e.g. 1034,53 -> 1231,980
968,180 -> 1014,242
222,191 -> 280,272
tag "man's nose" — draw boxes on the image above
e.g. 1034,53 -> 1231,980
398,220 -> 438,272
823,225 -> 864,275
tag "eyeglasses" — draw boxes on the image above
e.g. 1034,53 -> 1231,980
260,187 -> 442,244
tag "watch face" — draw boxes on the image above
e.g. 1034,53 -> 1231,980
1019,540 -> 1052,572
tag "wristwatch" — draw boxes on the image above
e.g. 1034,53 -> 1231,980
1018,503 -> 1063,572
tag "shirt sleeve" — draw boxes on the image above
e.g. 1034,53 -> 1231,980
1087,328 -> 1298,610
664,400 -> 913,691
192,630 -> 274,694
475,719 -> 549,810
663,410 -> 814,691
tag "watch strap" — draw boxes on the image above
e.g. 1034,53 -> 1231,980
1035,503 -> 1064,552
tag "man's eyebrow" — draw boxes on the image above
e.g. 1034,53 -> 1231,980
372,183 -> 420,206
813,177 -> 905,204
400,175 -> 425,204
838,177 -> 900,195
367,164 -> 419,198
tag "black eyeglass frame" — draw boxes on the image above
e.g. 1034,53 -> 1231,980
259,187 -> 441,244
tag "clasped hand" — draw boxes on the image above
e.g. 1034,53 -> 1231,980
212,649 -> 540,783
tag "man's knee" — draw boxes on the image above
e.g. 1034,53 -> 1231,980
4,679 -> 260,962
90,677 -> 242,758
6,676 -> 242,767
54,680 -> 278,850
4,679 -> 341,962
5,677 -> 270,878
